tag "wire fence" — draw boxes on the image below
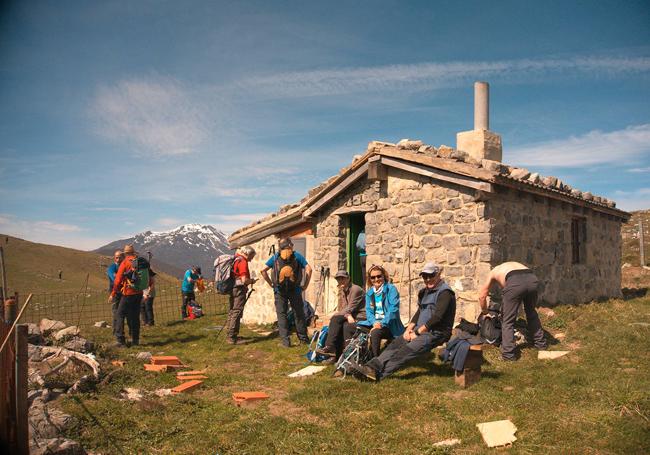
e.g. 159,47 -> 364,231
20,284 -> 229,328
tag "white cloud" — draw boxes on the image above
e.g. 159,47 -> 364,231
613,188 -> 650,212
205,212 -> 270,234
627,167 -> 650,173
92,77 -> 208,156
239,56 -> 650,98
155,217 -> 184,228
509,124 -> 650,167
0,214 -> 112,250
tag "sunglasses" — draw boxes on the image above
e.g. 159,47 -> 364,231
369,274 -> 384,280
421,273 -> 437,279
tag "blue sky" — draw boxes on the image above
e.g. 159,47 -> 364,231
1,0 -> 649,250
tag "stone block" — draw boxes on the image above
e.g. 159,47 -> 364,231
455,208 -> 477,223
395,206 -> 412,218
39,319 -> 66,335
445,266 -> 464,277
414,201 -> 435,215
457,249 -> 472,265
440,211 -> 454,223
414,224 -> 429,236
53,326 -> 80,341
442,236 -> 460,250
467,233 -> 490,245
456,129 -> 503,162
509,168 -> 531,180
377,199 -> 391,210
402,216 -> 419,225
423,214 -> 441,225
453,224 -> 472,234
431,225 -> 451,234
422,235 -> 442,249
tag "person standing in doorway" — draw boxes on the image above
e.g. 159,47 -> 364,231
261,238 -> 312,347
356,230 -> 367,286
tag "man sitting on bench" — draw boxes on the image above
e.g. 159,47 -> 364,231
349,263 -> 455,381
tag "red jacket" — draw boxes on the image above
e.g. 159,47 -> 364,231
111,254 -> 143,297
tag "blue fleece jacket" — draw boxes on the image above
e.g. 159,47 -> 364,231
358,282 -> 405,337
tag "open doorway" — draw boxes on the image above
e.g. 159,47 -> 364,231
345,213 -> 366,288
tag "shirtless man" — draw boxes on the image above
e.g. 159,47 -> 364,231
478,262 -> 547,360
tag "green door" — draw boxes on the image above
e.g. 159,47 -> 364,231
346,214 -> 366,287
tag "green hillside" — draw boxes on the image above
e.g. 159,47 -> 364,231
0,234 -> 178,295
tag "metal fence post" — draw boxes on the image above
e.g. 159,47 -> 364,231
640,219 -> 645,267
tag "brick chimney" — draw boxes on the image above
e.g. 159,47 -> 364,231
456,82 -> 502,162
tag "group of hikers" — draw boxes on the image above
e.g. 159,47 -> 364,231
106,238 -> 548,381
221,237 -> 548,381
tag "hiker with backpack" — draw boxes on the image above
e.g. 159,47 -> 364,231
108,244 -> 151,347
357,264 -> 404,358
140,272 -> 156,326
348,262 -> 455,381
224,246 -> 257,345
181,266 -> 201,319
107,250 -> 125,336
315,270 -> 366,362
260,238 -> 312,347
478,262 -> 547,361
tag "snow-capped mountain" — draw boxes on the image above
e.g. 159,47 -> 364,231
94,224 -> 232,279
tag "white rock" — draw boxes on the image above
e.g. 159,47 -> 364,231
121,387 -> 144,401
433,438 -> 461,447
509,168 -> 531,180
538,350 -> 570,360
53,326 -> 80,341
39,319 -> 66,335
135,351 -> 153,362
94,321 -> 109,328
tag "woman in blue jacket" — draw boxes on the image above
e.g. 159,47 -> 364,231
358,264 -> 405,357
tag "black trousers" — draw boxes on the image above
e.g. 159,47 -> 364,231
274,290 -> 309,344
181,291 -> 195,319
501,271 -> 546,359
140,297 -> 155,325
111,293 -> 121,336
325,314 -> 358,358
366,330 -> 448,379
115,294 -> 142,344
369,326 -> 393,358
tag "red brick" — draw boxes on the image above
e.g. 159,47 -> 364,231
171,380 -> 203,394
151,356 -> 183,366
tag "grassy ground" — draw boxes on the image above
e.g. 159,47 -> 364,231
58,296 -> 650,455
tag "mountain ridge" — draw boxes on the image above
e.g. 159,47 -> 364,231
94,224 -> 232,279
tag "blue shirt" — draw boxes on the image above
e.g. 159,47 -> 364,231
107,262 -> 120,292
265,251 -> 308,269
182,270 -> 200,293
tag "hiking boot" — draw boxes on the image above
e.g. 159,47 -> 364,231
333,369 -> 344,378
347,361 -> 378,381
315,346 -> 336,358
131,339 -> 139,346
226,338 -> 237,345
322,357 -> 337,365
112,340 -> 126,348
279,339 -> 291,348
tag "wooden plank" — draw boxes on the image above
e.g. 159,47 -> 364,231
332,204 -> 376,216
15,325 -> 28,455
496,176 -> 630,220
229,214 -> 307,248
304,163 -> 369,217
380,156 -> 494,193
378,147 -> 495,180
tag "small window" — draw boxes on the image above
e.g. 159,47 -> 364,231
571,217 -> 587,264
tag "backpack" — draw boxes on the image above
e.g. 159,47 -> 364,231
214,255 -> 240,294
306,326 -> 329,362
273,252 -> 302,295
125,256 -> 150,292
187,301 -> 204,319
479,301 -> 502,345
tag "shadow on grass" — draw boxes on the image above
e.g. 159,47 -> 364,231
622,287 -> 649,300
242,332 -> 279,344
394,358 -> 456,380
144,334 -> 203,346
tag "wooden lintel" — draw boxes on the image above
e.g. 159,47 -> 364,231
304,163 -> 369,217
229,215 -> 305,247
333,204 -> 376,216
380,156 -> 494,193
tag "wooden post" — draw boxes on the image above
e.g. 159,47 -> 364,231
0,321 -> 10,447
15,324 -> 28,454
640,219 -> 645,267
0,247 -> 7,303
455,344 -> 484,388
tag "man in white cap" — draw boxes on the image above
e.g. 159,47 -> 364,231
349,262 -> 456,381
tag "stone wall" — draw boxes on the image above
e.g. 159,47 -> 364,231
487,187 -> 623,304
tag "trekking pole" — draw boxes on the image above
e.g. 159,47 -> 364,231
213,286 -> 255,351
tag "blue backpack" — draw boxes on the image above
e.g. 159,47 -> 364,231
305,326 -> 329,362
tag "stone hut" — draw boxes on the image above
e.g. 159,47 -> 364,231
229,82 -> 630,324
